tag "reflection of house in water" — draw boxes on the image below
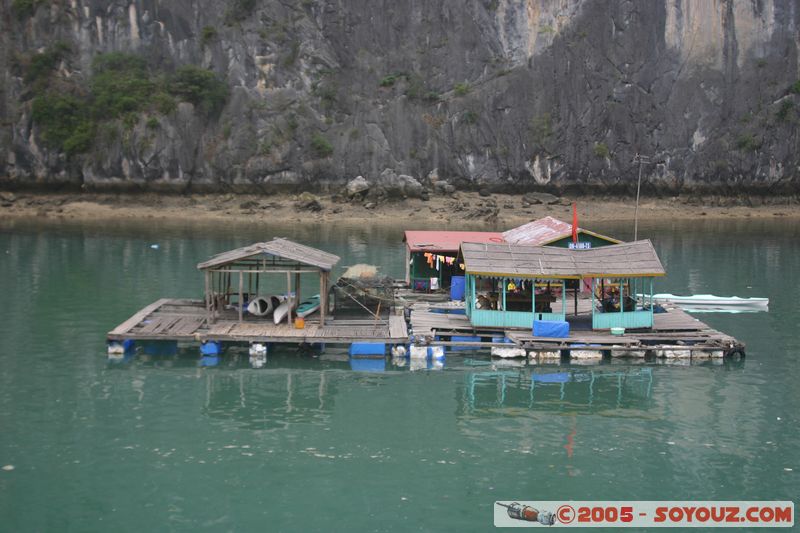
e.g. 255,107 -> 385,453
202,371 -> 338,431
459,367 -> 654,414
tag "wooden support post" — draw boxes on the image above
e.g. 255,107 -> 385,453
286,272 -> 293,325
295,272 -> 301,306
238,270 -> 243,322
225,271 -> 231,306
319,271 -> 327,325
212,271 -> 218,321
204,271 -> 211,323
574,280 -> 578,316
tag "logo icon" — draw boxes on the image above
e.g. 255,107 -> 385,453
556,504 -> 576,524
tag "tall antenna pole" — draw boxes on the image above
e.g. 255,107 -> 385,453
632,154 -> 650,241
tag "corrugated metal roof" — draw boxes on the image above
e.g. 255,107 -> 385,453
502,216 -> 621,246
403,230 -> 505,252
197,238 -> 340,271
460,240 -> 665,278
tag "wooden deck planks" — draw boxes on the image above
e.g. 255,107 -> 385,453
109,296 -> 742,351
388,315 -> 408,340
652,308 -> 699,329
170,316 -> 206,336
108,298 -> 171,336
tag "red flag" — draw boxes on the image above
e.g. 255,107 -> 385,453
572,203 -> 578,244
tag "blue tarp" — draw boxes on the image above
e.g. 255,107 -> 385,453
533,320 -> 570,338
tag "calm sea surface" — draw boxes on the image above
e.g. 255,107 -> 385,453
0,216 -> 797,532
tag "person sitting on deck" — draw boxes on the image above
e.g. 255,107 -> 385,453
601,287 -> 619,313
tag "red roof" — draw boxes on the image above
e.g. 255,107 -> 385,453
403,230 -> 505,252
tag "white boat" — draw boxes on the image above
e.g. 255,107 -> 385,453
273,296 -> 297,324
247,296 -> 272,316
247,295 -> 284,317
641,293 -> 768,311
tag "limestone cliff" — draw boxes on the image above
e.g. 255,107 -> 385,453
2,0 -> 799,194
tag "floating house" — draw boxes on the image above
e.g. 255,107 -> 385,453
197,238 -> 340,325
403,230 -> 503,290
502,216 -> 621,248
108,234 -> 745,361
458,240 -> 665,330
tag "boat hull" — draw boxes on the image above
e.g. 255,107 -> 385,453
247,297 -> 271,316
273,297 -> 297,324
296,294 -> 321,318
640,293 -> 768,311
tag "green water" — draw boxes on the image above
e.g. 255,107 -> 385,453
0,217 -> 797,532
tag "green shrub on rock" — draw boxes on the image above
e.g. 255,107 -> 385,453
168,65 -> 228,114
311,133 -> 333,157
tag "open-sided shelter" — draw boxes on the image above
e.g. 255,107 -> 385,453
197,238 -> 340,325
458,240 -> 665,330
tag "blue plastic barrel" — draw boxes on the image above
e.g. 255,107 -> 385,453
450,276 -> 466,301
349,342 -> 386,357
449,335 -> 482,351
200,340 -> 222,355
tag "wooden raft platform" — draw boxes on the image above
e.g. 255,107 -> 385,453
409,303 -> 744,354
108,299 -> 408,344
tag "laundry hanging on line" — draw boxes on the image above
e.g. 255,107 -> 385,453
422,253 -> 456,269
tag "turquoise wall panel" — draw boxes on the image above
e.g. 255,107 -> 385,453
470,309 -> 566,329
592,310 -> 652,329
534,312 -> 565,322
471,309 -> 511,328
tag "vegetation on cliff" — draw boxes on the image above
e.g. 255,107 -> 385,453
25,49 -> 227,157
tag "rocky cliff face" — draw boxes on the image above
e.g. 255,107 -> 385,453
2,0 -> 799,194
